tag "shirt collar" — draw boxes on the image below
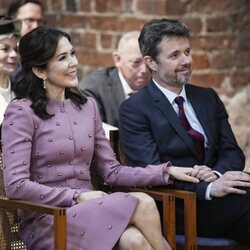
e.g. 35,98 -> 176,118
152,78 -> 187,104
118,70 -> 136,98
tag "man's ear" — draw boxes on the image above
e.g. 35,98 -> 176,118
144,56 -> 158,72
32,67 -> 46,80
112,51 -> 121,68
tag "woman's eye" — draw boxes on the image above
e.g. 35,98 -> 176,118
0,46 -> 9,52
59,56 -> 66,61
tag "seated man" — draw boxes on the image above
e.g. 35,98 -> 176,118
119,18 -> 250,243
80,31 -> 151,127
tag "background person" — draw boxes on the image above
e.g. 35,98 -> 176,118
7,0 -> 45,37
80,31 -> 151,127
119,18 -> 250,244
0,15 -> 20,124
2,26 -> 200,250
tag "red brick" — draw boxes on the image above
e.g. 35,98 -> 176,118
95,0 -> 122,13
39,0 -> 48,10
123,0 -> 135,13
190,35 -> 238,50
80,0 -> 92,12
88,16 -> 118,31
77,50 -> 113,67
207,17 -> 231,33
137,0 -> 167,15
233,13 -> 250,30
69,32 -> 81,47
45,14 -> 57,27
239,38 -> 250,50
235,51 -> 250,68
210,52 -> 235,69
181,18 -> 202,33
66,32 -> 96,51
165,0 -> 188,15
61,15 -> 88,29
118,18 -> 147,32
231,71 -> 250,88
192,54 -> 210,69
189,0 -> 243,13
191,72 -> 225,88
51,0 -> 62,11
101,34 -> 114,49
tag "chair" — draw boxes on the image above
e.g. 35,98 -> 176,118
98,129 -> 197,250
0,146 -> 67,250
104,129 -> 247,250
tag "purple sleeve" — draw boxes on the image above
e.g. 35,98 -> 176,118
88,98 -> 171,187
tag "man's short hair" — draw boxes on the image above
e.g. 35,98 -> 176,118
7,0 -> 44,17
117,31 -> 140,54
139,18 -> 190,60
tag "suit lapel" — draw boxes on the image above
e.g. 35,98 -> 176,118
147,82 -> 200,160
185,85 -> 213,146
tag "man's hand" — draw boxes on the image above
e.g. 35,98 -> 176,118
210,171 -> 250,197
191,165 -> 218,182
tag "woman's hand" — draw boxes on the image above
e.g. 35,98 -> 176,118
77,191 -> 108,204
166,166 -> 199,183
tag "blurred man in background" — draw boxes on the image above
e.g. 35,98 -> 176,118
80,31 -> 151,127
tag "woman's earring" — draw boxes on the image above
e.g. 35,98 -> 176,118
43,79 -> 46,89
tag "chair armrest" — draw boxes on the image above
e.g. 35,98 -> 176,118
0,198 -> 67,250
152,187 -> 197,250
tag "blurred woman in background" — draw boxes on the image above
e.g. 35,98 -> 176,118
0,15 -> 20,124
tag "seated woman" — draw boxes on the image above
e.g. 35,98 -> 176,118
0,16 -> 20,124
1,26 -> 199,250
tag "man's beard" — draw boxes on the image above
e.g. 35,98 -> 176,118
159,68 -> 192,87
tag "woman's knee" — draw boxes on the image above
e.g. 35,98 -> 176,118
117,226 -> 152,250
132,192 -> 158,213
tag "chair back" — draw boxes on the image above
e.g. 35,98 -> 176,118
0,144 -> 27,250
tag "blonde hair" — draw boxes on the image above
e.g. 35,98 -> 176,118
0,33 -> 20,41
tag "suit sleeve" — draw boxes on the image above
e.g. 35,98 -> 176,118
2,100 -> 76,207
119,98 -> 162,166
206,88 -> 245,173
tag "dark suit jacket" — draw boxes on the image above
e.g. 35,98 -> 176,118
80,67 -> 125,127
119,80 -> 245,200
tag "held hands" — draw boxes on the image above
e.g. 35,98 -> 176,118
166,166 -> 200,183
191,165 -> 218,182
210,171 -> 250,198
77,191 -> 108,204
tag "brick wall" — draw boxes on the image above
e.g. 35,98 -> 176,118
1,0 -> 250,168
1,0 -> 249,92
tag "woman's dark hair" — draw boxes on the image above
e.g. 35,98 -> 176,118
139,18 -> 190,61
14,26 -> 87,119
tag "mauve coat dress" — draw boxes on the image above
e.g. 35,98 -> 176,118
2,97 -> 171,250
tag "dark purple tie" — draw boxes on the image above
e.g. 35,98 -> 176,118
174,96 -> 204,157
